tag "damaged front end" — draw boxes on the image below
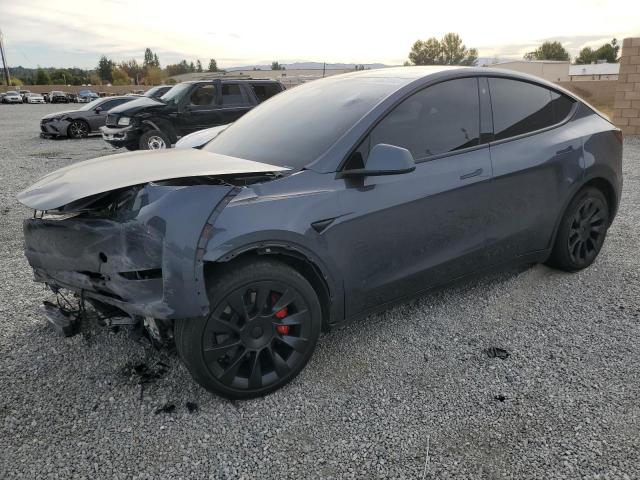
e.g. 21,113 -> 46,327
23,181 -> 234,323
17,148 -> 289,338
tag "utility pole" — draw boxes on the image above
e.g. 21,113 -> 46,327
322,61 -> 326,78
0,29 -> 11,86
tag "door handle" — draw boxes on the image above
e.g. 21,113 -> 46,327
460,168 -> 483,180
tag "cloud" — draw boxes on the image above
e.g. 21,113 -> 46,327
1,0 -> 638,68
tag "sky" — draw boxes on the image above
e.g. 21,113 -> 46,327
0,0 -> 638,69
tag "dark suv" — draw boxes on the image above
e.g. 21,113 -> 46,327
101,79 -> 284,150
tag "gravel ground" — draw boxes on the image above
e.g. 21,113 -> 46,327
1,104 -> 639,479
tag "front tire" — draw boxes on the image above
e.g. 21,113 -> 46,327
175,258 -> 322,399
547,187 -> 610,272
139,130 -> 170,150
67,120 -> 89,139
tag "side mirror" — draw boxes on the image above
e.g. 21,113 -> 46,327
338,144 -> 415,178
94,106 -> 102,113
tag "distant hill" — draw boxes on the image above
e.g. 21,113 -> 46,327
225,61 -> 391,71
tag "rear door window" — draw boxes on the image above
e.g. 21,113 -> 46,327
368,77 -> 480,161
222,84 -> 250,106
488,78 -> 574,140
250,83 -> 282,103
189,85 -> 217,106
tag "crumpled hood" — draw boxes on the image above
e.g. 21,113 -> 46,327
108,95 -> 163,115
17,148 -> 289,211
41,110 -> 76,120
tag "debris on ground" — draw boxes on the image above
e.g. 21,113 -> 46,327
154,403 -> 176,415
121,360 -> 170,384
485,346 -> 510,360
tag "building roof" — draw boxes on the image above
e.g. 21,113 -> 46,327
494,60 -> 570,65
569,63 -> 619,76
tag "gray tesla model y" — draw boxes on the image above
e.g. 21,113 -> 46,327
18,66 -> 622,398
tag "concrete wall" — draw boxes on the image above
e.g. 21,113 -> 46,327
612,37 -> 640,135
557,80 -> 618,106
569,74 -> 618,82
488,61 -> 570,82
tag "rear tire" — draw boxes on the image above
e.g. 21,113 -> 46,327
139,130 -> 170,150
546,187 -> 610,272
175,258 -> 322,399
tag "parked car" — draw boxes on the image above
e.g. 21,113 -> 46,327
2,91 -> 23,104
19,89 -> 31,102
24,93 -> 45,104
42,92 -> 50,103
66,93 -> 79,103
101,79 -> 284,150
50,91 -> 69,103
78,89 -> 99,103
174,124 -> 230,149
40,96 -> 136,139
143,85 -> 172,98
17,67 -> 622,399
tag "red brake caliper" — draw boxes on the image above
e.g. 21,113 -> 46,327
271,292 -> 290,334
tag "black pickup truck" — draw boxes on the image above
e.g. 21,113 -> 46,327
101,79 -> 284,150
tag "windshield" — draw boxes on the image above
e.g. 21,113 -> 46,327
203,75 -> 401,169
160,83 -> 191,105
6,91 -> 18,95
78,98 -> 104,111
144,86 -> 164,97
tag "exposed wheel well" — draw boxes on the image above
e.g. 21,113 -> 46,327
583,177 -> 617,222
204,249 -> 333,331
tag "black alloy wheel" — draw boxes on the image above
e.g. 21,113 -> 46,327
567,196 -> 607,265
176,259 -> 321,399
68,120 -> 89,139
547,187 -> 610,271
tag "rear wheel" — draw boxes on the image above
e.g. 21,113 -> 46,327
175,259 -> 322,399
546,187 -> 610,272
139,130 -> 170,150
67,120 -> 89,139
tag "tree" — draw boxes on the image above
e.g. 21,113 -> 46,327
271,61 -> 284,70
196,60 -> 203,72
575,38 -> 620,64
89,72 -> 102,86
524,41 -> 569,61
165,60 -> 191,76
440,33 -> 478,66
143,66 -> 166,85
35,68 -> 50,85
97,55 -> 114,82
119,59 -> 143,85
153,53 -> 160,68
408,34 -> 477,66
575,47 -> 595,65
112,67 -> 130,85
142,47 -> 155,68
208,59 -> 218,72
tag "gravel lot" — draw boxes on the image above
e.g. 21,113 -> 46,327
1,104 -> 639,479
